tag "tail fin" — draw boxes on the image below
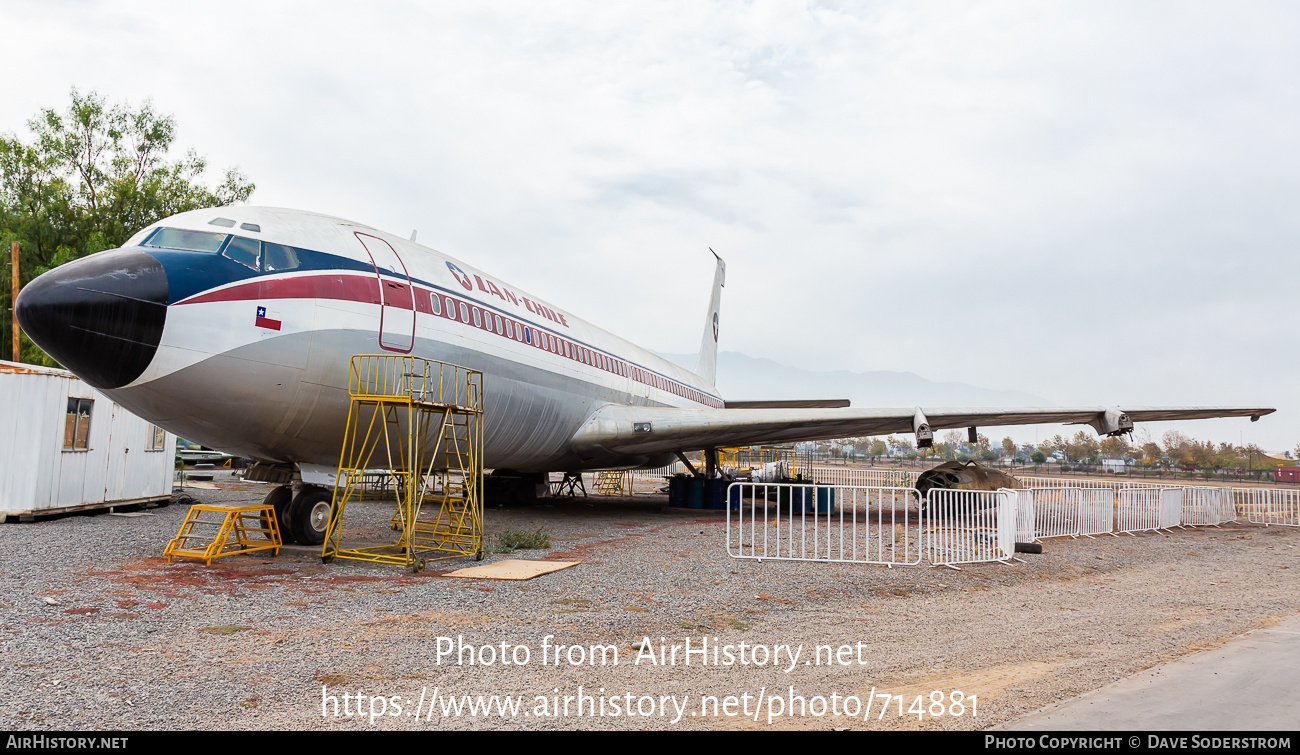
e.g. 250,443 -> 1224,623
693,249 -> 725,386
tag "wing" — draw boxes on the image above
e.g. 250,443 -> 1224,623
569,404 -> 1275,456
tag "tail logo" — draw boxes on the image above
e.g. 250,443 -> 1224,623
712,311 -> 719,341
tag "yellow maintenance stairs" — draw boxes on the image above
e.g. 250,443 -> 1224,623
321,355 -> 484,571
594,470 -> 633,496
164,504 -> 282,565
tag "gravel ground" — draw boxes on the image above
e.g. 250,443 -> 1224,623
1,473 -> 1297,731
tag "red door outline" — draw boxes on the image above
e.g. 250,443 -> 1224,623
355,232 -> 415,353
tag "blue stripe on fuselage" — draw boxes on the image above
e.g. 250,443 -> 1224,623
138,241 -> 724,404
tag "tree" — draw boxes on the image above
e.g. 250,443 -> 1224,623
1001,436 -> 1017,458
1,88 -> 255,363
1099,435 -> 1131,460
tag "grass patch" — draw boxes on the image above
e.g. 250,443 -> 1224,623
488,527 -> 552,554
198,625 -> 252,635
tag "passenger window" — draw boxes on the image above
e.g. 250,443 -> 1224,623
430,293 -> 442,315
223,236 -> 260,270
444,296 -> 454,317
472,308 -> 482,328
263,243 -> 300,272
458,303 -> 469,323
494,315 -> 503,335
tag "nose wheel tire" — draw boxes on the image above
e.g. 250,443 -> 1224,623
261,486 -> 294,543
288,488 -> 333,546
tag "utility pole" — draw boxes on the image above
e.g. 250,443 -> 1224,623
10,240 -> 18,362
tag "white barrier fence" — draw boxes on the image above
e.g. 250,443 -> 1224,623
1012,490 -> 1035,544
1181,486 -> 1237,526
724,479 -> 1294,567
1078,489 -> 1115,536
726,483 -> 1018,568
725,483 -> 923,566
1020,487 -> 1121,539
1116,488 -> 1182,534
925,489 -> 1017,567
805,467 -> 916,489
1236,488 -> 1300,527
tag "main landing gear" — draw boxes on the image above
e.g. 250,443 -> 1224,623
262,484 -> 331,546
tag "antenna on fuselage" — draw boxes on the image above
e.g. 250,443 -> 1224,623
409,230 -> 418,242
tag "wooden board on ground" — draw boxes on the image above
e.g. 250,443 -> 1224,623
443,559 -> 580,581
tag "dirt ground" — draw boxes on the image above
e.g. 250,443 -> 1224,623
1,474 -> 1297,730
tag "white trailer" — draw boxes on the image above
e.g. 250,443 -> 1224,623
0,360 -> 177,521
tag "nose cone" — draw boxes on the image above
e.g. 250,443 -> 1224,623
15,248 -> 168,390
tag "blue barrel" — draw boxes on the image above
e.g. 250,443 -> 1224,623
685,477 -> 704,508
705,479 -> 728,510
668,476 -> 687,508
815,486 -> 836,514
728,484 -> 743,510
789,486 -> 835,514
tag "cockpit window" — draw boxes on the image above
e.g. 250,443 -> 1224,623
223,236 -> 260,271
208,218 -> 236,228
144,228 -> 228,252
240,223 -> 261,233
263,243 -> 300,272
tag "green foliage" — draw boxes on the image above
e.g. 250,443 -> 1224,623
1,88 -> 255,362
487,527 -> 552,554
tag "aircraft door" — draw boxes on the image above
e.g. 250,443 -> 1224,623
355,233 -> 416,353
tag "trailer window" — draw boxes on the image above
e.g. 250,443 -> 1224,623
146,425 -> 166,451
64,398 -> 93,451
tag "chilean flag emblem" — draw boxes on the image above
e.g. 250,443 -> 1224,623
255,306 -> 282,331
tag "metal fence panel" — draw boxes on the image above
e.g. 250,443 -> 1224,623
1237,488 -> 1300,527
925,489 -> 1015,566
1181,487 -> 1236,526
1012,489 -> 1035,543
1077,489 -> 1115,536
806,467 -> 915,489
725,483 -> 923,566
1159,489 -> 1183,529
1017,476 -> 1115,490
1029,488 -> 1079,539
1117,488 -> 1162,534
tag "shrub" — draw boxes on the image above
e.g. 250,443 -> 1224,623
488,527 -> 552,554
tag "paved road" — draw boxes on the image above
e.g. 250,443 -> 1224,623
1002,614 -> 1300,731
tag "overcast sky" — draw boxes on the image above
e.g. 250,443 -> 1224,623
3,1 -> 1296,450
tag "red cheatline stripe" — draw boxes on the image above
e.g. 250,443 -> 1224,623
178,272 -> 723,407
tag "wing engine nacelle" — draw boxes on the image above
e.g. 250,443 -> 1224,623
913,407 -> 934,449
1088,407 -> 1134,437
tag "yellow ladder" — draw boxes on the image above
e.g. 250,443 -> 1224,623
164,504 -> 282,565
322,355 -> 484,571
595,470 -> 632,496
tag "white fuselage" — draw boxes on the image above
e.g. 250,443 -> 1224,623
106,207 -> 721,472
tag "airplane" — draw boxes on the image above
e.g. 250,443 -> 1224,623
14,206 -> 1275,545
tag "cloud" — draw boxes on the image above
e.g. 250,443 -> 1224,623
2,0 -> 1295,448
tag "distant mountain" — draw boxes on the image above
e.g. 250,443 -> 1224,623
658,351 -> 1052,408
